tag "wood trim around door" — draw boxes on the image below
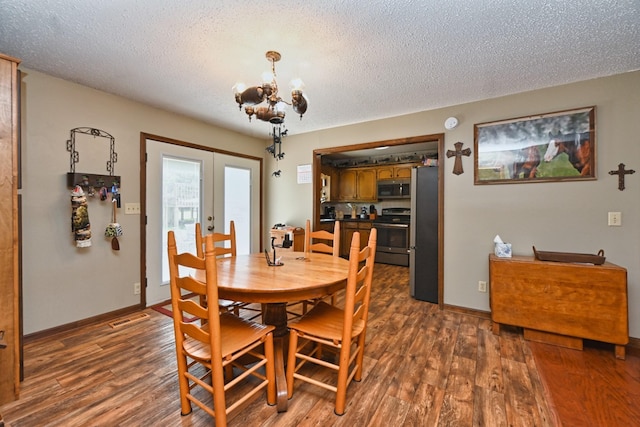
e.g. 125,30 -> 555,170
312,133 -> 445,307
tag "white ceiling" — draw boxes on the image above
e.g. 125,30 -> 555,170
1,1 -> 638,140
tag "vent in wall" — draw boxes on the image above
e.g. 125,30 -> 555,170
108,312 -> 150,329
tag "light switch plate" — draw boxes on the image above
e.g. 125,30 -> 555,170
608,211 -> 621,226
125,203 -> 141,215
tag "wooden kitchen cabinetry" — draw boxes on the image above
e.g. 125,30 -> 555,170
337,168 -> 376,201
489,254 -> 629,359
341,221 -> 372,257
377,164 -> 414,179
0,53 -> 21,408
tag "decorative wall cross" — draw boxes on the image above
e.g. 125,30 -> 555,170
608,163 -> 635,191
446,142 -> 471,175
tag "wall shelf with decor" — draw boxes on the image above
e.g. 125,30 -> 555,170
66,173 -> 120,191
65,127 -> 120,193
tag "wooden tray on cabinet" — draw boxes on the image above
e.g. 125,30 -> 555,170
532,246 -> 606,265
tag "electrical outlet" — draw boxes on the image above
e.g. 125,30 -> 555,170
134,282 -> 141,295
125,203 -> 141,215
608,211 -> 621,226
478,280 -> 487,293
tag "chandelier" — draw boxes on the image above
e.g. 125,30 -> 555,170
233,51 -> 308,124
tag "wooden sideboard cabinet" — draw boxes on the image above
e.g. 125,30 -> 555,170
489,254 -> 629,359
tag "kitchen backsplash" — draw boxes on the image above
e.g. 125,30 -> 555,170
323,199 -> 410,218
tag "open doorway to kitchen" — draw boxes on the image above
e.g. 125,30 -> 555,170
312,133 -> 444,307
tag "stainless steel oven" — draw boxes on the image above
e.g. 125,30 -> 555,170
373,208 -> 410,266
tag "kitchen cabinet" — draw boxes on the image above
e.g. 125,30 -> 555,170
0,53 -> 20,408
338,169 -> 357,200
341,221 -> 372,257
377,165 -> 414,180
316,221 -> 335,233
337,168 -> 376,202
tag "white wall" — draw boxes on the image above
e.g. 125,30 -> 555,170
21,68 -> 640,340
20,69 -> 265,334
265,71 -> 640,338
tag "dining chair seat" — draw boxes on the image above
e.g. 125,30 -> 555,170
287,301 -> 365,341
182,313 -> 274,362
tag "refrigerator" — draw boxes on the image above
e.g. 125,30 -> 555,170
410,166 -> 439,303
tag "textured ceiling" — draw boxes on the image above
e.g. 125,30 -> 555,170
1,0 -> 638,139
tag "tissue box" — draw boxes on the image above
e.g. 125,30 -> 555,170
494,243 -> 512,258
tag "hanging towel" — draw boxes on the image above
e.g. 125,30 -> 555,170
71,185 -> 92,247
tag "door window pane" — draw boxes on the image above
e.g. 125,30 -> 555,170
224,166 -> 251,254
162,156 -> 202,282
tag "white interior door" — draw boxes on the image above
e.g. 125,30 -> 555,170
213,152 -> 261,254
145,140 -> 261,306
146,140 -> 213,306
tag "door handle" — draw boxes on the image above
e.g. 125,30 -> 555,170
0,330 -> 6,349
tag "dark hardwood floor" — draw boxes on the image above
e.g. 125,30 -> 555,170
1,264 -> 638,426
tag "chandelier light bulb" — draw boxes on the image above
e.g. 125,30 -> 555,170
232,83 -> 246,94
290,78 -> 305,91
274,101 -> 287,113
261,71 -> 275,84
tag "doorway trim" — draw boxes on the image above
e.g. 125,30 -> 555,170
312,133 -> 445,307
139,132 -> 264,307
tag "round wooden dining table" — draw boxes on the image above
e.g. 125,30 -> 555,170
197,250 -> 350,412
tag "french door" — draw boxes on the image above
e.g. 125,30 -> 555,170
145,139 -> 260,306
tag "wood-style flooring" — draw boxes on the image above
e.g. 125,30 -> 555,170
1,264 -> 638,426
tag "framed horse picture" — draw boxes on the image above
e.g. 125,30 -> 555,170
474,106 -> 596,184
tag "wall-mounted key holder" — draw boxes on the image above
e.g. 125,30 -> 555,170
66,127 -> 121,193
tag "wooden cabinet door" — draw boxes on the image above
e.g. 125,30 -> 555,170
377,166 -> 394,180
358,222 -> 372,249
395,165 -> 413,178
356,169 -> 376,201
338,169 -> 357,201
0,53 -> 20,407
341,222 -> 372,256
341,223 -> 357,256
378,165 -> 413,179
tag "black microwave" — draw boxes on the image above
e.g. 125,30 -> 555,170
377,179 -> 410,199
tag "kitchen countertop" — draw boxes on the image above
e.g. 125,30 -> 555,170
320,217 -> 374,222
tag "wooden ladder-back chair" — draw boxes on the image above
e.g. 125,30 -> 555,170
167,231 -> 276,425
288,219 -> 341,317
286,228 -> 377,415
304,219 -> 341,257
195,221 -> 258,317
